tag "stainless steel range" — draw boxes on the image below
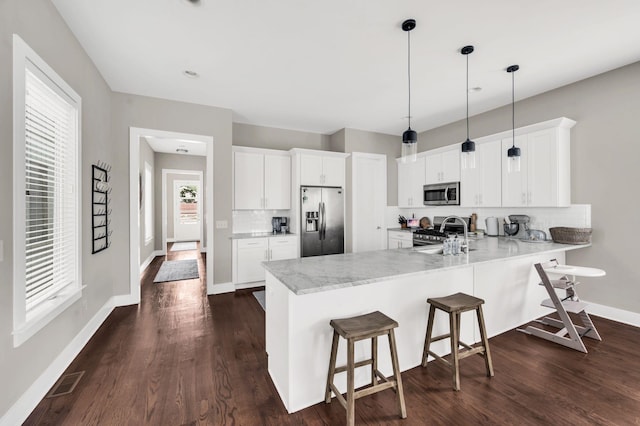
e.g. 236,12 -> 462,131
413,229 -> 447,246
412,216 -> 471,247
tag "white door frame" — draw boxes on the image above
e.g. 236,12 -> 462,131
163,172 -> 203,249
351,152 -> 387,253
129,127 -> 214,304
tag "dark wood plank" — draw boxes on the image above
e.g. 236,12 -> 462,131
24,247 -> 640,425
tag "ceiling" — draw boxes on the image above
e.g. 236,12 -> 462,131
145,136 -> 207,156
52,0 -> 640,137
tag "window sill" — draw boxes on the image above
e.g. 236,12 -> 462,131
13,285 -> 84,347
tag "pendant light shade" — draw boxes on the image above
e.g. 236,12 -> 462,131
401,19 -> 417,163
507,64 -> 521,173
460,45 -> 476,169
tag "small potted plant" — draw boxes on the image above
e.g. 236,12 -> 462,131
398,215 -> 408,229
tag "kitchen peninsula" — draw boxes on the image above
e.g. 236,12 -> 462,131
263,237 -> 589,413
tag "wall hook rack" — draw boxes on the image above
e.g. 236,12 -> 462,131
92,162 -> 112,254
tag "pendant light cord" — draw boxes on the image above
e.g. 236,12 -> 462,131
466,53 -> 469,140
511,70 -> 515,148
407,30 -> 411,129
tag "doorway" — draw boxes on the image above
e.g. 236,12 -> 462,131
351,152 -> 387,252
161,169 -> 204,250
129,127 -> 214,305
174,180 -> 201,242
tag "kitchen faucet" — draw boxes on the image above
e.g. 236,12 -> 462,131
439,215 -> 469,253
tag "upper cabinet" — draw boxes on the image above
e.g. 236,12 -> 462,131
501,120 -> 573,207
233,147 -> 291,210
425,147 -> 460,184
397,157 -> 426,208
397,117 -> 575,209
460,139 -> 502,207
300,153 -> 346,187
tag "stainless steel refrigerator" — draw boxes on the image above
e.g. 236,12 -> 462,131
300,186 -> 344,257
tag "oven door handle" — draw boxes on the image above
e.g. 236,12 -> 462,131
444,186 -> 449,203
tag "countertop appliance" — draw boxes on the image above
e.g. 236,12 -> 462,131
423,182 -> 460,206
485,217 -> 499,237
271,216 -> 288,233
301,186 -> 344,257
508,214 -> 530,240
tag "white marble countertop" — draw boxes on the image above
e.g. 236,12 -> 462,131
262,237 -> 589,295
231,232 -> 297,240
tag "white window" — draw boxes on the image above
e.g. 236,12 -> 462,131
12,35 -> 82,347
144,162 -> 154,243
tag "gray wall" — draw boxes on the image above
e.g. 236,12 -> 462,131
233,122 -> 331,151
153,153 -> 206,246
139,137 -> 156,264
111,93 -> 233,288
419,61 -> 640,314
0,0 -> 117,416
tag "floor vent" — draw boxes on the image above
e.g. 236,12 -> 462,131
46,371 -> 85,398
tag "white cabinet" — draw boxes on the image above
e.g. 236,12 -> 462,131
236,238 -> 269,283
387,230 -> 413,249
460,139 -> 502,207
501,126 -> 571,207
269,236 -> 298,261
425,148 -> 460,184
300,154 -> 345,187
233,148 -> 291,210
397,158 -> 425,208
264,155 -> 291,209
233,236 -> 298,284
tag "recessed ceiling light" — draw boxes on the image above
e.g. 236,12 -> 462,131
176,148 -> 189,153
183,70 -> 199,78
468,87 -> 482,93
182,0 -> 201,6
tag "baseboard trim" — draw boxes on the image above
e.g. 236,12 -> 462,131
113,294 -> 139,307
586,301 -> 640,327
167,238 -> 176,242
200,246 -> 207,253
0,297 -> 116,426
140,250 -> 163,274
210,282 -> 235,295
235,281 -> 265,291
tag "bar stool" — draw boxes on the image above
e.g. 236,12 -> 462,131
325,311 -> 407,426
421,292 -> 494,391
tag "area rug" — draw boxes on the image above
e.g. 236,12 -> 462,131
253,290 -> 266,311
170,241 -> 198,251
153,259 -> 200,283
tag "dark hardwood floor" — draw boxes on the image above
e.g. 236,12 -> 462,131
25,247 -> 640,425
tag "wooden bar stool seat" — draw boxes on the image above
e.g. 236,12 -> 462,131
326,311 -> 407,426
421,292 -> 494,391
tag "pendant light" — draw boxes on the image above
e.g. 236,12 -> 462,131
506,64 -> 521,173
401,19 -> 417,163
460,45 -> 476,169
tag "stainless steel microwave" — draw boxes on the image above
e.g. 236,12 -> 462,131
423,182 -> 460,206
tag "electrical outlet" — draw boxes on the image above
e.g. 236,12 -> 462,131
215,220 -> 228,229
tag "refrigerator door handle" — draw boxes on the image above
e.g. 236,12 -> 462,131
320,202 -> 326,240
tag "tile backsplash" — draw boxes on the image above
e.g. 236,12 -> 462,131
233,210 -> 292,234
387,204 -> 591,237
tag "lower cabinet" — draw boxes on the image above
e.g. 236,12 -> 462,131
234,236 -> 298,284
387,230 -> 413,249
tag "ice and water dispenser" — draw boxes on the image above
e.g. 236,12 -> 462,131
305,211 -> 319,232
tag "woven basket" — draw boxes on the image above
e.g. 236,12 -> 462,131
549,227 -> 592,244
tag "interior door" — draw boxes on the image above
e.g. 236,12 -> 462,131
174,180 -> 201,242
352,153 -> 387,252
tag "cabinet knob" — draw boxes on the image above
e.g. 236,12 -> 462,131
376,226 -> 381,230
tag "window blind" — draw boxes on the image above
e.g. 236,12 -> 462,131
24,68 -> 78,314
